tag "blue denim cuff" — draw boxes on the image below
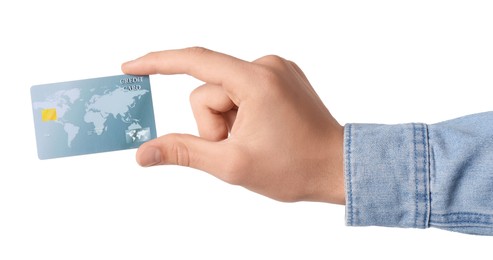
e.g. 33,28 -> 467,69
344,123 -> 430,229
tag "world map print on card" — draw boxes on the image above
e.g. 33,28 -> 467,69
31,75 -> 157,159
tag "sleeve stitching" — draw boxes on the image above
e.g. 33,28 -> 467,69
345,124 -> 354,226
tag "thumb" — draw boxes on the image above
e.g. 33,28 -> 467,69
136,133 -> 246,182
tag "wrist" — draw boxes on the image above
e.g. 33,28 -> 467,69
327,124 -> 346,204
316,124 -> 345,205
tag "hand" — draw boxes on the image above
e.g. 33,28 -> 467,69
122,47 -> 345,204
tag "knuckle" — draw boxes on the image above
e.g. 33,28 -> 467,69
189,85 -> 209,110
252,66 -> 285,95
145,51 -> 160,59
168,140 -> 191,167
256,66 -> 279,82
252,55 -> 290,90
255,54 -> 287,67
189,86 -> 203,105
184,46 -> 211,56
144,51 -> 163,67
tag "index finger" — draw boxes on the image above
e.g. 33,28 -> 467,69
122,47 -> 251,97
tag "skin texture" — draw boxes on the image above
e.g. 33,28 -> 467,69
122,47 -> 345,204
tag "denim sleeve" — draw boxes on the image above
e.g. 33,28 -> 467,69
344,111 -> 493,235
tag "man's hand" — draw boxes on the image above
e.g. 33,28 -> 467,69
122,47 -> 345,204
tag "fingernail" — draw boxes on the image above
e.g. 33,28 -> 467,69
121,61 -> 132,70
138,147 -> 161,167
122,58 -> 138,69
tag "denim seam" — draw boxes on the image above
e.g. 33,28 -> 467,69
345,125 -> 354,226
431,212 -> 493,225
413,123 -> 430,228
413,123 -> 419,228
436,212 -> 493,216
423,124 -> 431,227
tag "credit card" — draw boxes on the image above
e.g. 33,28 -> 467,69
31,75 -> 157,159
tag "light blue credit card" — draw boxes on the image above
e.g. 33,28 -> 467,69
31,75 -> 157,160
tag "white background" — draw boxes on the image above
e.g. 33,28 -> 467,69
1,0 -> 492,259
